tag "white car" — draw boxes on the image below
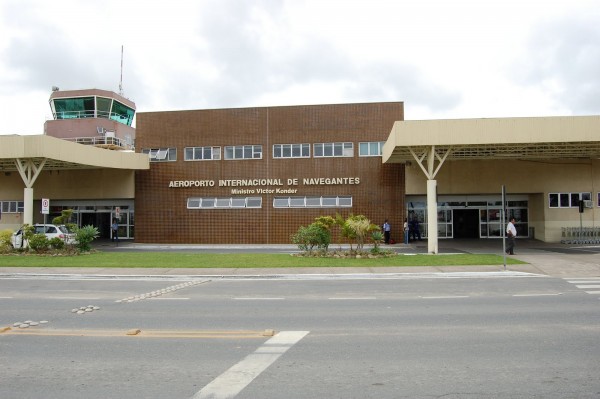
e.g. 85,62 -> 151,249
11,224 -> 76,248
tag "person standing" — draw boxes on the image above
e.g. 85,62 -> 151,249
403,218 -> 409,244
111,218 -> 119,242
506,217 -> 517,255
410,217 -> 422,241
382,219 -> 391,244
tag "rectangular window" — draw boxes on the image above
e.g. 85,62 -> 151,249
224,145 -> 262,160
273,197 -> 289,208
273,143 -> 310,159
289,197 -> 306,207
184,146 -> 221,161
231,198 -> 246,208
201,198 -> 216,208
142,148 -> 177,162
313,142 -> 354,158
273,196 -> 352,208
246,197 -> 262,208
187,197 -> 262,209
359,141 -> 385,156
322,196 -> 337,207
215,198 -> 231,208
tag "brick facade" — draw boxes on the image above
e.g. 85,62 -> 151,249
134,102 -> 405,244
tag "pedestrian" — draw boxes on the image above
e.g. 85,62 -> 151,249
506,217 -> 517,255
403,218 -> 409,244
382,219 -> 391,244
111,218 -> 119,242
410,217 -> 421,241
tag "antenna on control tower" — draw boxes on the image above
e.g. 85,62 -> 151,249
119,45 -> 124,96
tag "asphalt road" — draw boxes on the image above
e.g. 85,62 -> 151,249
1,273 -> 599,399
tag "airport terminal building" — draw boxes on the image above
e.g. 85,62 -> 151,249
1,88 -> 600,249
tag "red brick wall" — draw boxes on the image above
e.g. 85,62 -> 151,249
134,102 -> 405,244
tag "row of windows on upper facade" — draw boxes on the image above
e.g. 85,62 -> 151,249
142,142 -> 385,162
186,196 -> 353,209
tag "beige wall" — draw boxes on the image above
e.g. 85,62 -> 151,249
406,158 -> 600,242
1,169 -> 135,199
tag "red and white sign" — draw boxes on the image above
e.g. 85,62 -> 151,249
41,198 -> 50,214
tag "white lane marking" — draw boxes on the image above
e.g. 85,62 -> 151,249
328,297 -> 376,300
567,280 -> 600,284
150,297 -> 190,300
513,293 -> 562,297
0,296 -> 13,299
48,297 -> 102,300
233,297 -> 285,300
420,296 -> 470,299
192,330 -> 309,399
585,291 -> 600,294
575,285 -> 600,289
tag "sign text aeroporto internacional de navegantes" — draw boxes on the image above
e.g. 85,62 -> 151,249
168,177 -> 361,188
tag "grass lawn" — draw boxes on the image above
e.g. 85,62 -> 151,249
0,252 -> 526,268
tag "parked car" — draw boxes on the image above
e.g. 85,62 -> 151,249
11,224 -> 76,248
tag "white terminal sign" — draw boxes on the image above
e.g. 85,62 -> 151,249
168,177 -> 361,194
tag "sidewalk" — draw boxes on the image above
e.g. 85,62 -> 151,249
2,239 -> 599,278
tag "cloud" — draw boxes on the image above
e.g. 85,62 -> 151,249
516,12 -> 600,114
130,0 -> 459,115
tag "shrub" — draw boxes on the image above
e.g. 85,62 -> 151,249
291,223 -> 331,253
342,215 -> 379,250
49,237 -> 65,250
371,230 -> 384,253
28,233 -> 50,253
74,225 -> 99,252
0,229 -> 13,253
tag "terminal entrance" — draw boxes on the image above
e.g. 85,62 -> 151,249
49,200 -> 134,240
452,209 -> 479,238
407,195 -> 529,239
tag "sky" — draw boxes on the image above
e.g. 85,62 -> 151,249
0,0 -> 599,135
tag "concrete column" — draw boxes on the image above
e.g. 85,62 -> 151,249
427,179 -> 438,254
23,187 -> 34,225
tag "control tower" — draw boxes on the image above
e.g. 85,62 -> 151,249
44,88 -> 136,150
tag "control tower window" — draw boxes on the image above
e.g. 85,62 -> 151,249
53,97 -> 95,119
110,101 -> 135,126
96,97 -> 112,118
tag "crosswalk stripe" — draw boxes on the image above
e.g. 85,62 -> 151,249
564,278 -> 600,295
192,331 -> 309,399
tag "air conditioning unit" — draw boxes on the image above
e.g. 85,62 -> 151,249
584,200 -> 594,208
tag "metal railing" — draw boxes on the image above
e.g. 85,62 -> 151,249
561,227 -> 600,244
64,135 -> 134,150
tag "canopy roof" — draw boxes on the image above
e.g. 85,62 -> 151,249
0,135 -> 149,171
383,115 -> 600,163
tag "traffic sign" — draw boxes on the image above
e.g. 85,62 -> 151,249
41,198 -> 50,214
